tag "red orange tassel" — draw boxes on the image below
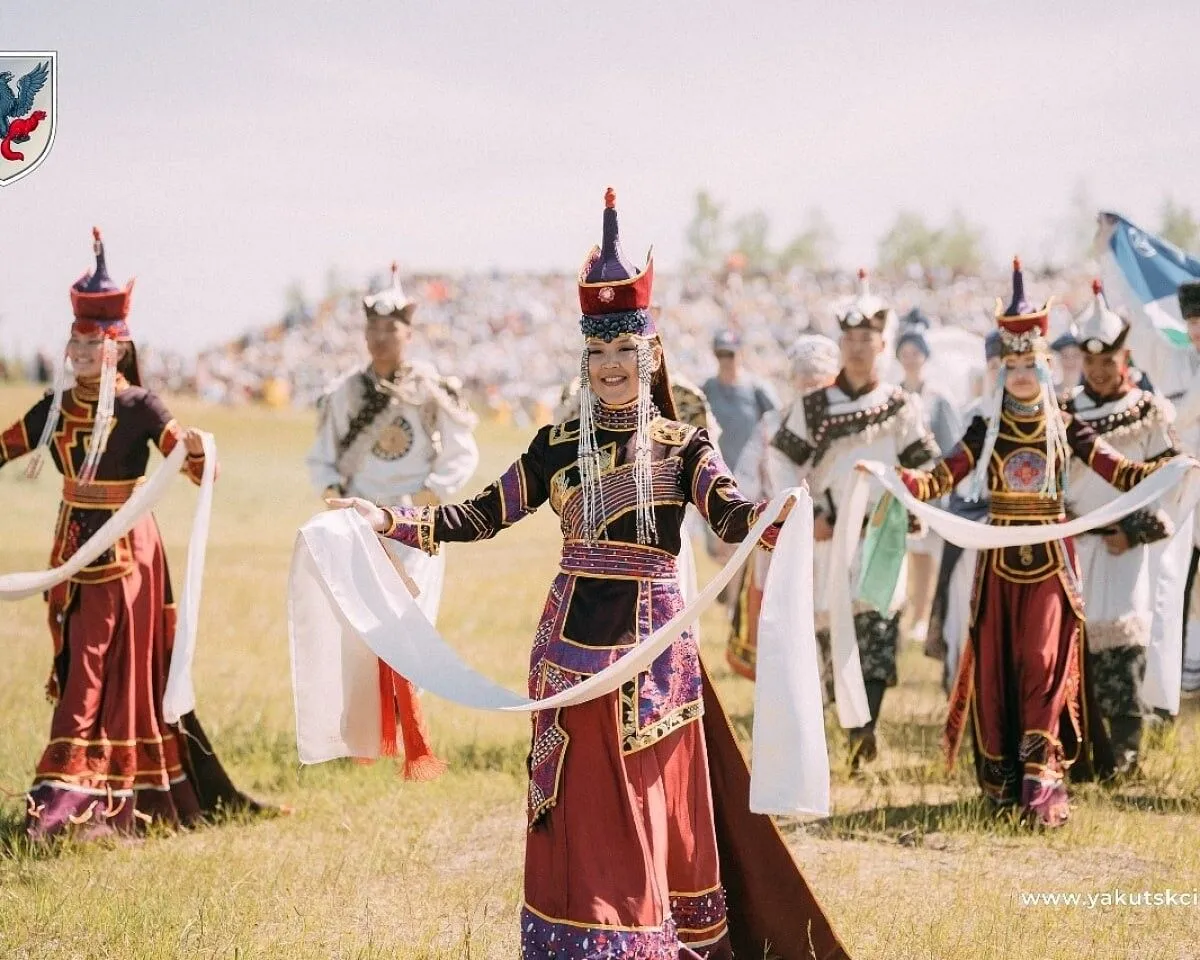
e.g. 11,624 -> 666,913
377,660 -> 447,781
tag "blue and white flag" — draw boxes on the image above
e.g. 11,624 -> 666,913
1097,211 -> 1200,349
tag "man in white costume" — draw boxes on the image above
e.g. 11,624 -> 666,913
1109,271 -> 1200,700
758,271 -> 938,768
1063,280 -> 1180,775
306,264 -> 479,776
925,332 -> 1002,692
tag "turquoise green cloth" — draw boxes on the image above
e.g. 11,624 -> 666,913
856,493 -> 909,612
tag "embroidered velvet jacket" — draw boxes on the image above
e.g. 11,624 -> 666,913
385,404 -> 778,822
0,382 -> 208,583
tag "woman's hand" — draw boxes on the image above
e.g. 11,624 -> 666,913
775,492 -> 799,525
183,428 -> 206,456
1103,529 -> 1131,556
325,497 -> 391,533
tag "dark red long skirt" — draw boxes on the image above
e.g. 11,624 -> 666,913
25,513 -> 256,839
521,667 -> 849,960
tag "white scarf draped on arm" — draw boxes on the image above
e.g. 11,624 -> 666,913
288,488 -> 832,817
0,435 -> 218,724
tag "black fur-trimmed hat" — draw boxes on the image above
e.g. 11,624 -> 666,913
1179,281 -> 1200,320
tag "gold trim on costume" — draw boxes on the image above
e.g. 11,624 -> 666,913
522,901 -> 668,934
548,421 -> 581,445
649,417 -> 696,447
670,882 -> 722,898
577,244 -> 654,289
988,492 -> 1065,522
36,765 -> 184,783
619,675 -> 703,754
61,476 -> 144,508
47,735 -> 170,748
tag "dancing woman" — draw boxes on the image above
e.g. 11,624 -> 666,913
0,230 -> 258,838
895,259 -> 1167,827
333,191 -> 849,960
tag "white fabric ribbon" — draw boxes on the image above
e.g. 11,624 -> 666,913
828,456 -> 1200,728
288,488 -> 831,816
162,436 -> 218,723
0,436 -> 218,725
1143,513 -> 1193,715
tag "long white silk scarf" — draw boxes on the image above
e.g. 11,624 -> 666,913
0,436 -> 218,724
288,488 -> 831,816
1144,516 -> 1192,715
827,456 -> 1200,728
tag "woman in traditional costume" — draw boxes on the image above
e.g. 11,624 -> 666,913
333,191 -> 849,959
895,259 -> 1166,827
0,229 -> 258,838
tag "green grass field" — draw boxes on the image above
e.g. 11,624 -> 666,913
0,382 -> 1197,959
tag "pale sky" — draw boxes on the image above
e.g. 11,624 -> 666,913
1,1 -> 1197,354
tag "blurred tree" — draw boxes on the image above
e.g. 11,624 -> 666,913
937,209 -> 986,277
731,209 -> 772,273
878,210 -> 987,278
877,211 -> 939,274
778,207 -> 837,271
283,280 -> 307,312
1160,197 -> 1200,253
684,190 -> 726,271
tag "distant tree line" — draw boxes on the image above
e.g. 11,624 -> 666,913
683,185 -> 1200,279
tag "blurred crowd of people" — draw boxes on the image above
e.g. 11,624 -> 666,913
5,263 -> 1106,421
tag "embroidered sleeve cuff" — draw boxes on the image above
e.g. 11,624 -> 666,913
1109,455 -> 1163,492
758,522 -> 781,552
383,505 -> 440,555
1118,509 -> 1174,546
898,461 -> 953,502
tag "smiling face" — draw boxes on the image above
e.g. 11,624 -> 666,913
1082,347 -> 1129,397
1003,353 -> 1042,402
587,335 -> 659,406
67,330 -> 122,379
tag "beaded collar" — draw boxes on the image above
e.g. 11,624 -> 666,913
594,399 -> 651,432
1003,393 -> 1043,418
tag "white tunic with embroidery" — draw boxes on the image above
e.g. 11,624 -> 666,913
1064,385 -> 1178,650
307,362 -> 479,506
306,362 -> 480,623
761,377 -> 937,618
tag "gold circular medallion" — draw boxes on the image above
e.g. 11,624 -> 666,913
373,417 -> 415,460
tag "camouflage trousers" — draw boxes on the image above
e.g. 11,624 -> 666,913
816,610 -> 901,705
1087,645 -> 1148,721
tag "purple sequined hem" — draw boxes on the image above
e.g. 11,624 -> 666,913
520,907 -> 679,960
